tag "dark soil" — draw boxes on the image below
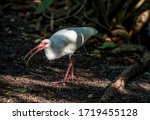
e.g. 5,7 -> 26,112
0,8 -> 150,103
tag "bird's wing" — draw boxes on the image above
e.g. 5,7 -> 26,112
52,27 -> 98,48
66,27 -> 98,48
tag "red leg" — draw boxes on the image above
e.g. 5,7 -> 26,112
63,55 -> 73,82
51,55 -> 76,84
70,56 -> 76,80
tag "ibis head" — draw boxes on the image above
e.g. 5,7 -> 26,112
23,39 -> 51,65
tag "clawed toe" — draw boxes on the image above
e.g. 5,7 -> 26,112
67,75 -> 76,80
51,76 -> 76,85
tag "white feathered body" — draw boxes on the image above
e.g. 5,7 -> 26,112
45,27 -> 98,60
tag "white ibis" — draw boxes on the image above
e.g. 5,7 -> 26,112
24,27 -> 98,82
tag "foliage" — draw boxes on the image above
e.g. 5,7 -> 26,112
34,0 -> 149,37
33,0 -> 150,50
34,38 -> 42,43
35,0 -> 54,14
98,41 -> 116,49
92,0 -> 150,34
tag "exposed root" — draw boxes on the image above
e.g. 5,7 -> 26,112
99,50 -> 150,102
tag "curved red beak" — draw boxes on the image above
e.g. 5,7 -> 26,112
23,43 -> 46,65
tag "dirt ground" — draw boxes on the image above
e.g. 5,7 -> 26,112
0,9 -> 150,103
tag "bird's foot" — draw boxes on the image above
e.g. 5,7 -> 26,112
67,75 -> 76,80
51,75 -> 76,85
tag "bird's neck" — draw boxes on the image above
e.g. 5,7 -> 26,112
44,47 -> 56,60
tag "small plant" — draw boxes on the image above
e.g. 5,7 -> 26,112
98,41 -> 116,49
35,0 -> 54,14
12,87 -> 28,93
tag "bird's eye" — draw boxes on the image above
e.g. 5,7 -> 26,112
43,42 -> 48,45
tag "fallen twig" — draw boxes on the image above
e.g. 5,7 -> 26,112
11,4 -> 35,10
29,71 -> 47,80
112,44 -> 145,54
0,3 -> 12,10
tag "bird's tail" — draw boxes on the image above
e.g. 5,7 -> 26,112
83,27 -> 98,36
91,27 -> 98,35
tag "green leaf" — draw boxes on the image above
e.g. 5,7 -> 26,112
12,87 -> 28,93
99,42 -> 116,49
34,38 -> 42,43
22,32 -> 29,37
35,0 -> 54,14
